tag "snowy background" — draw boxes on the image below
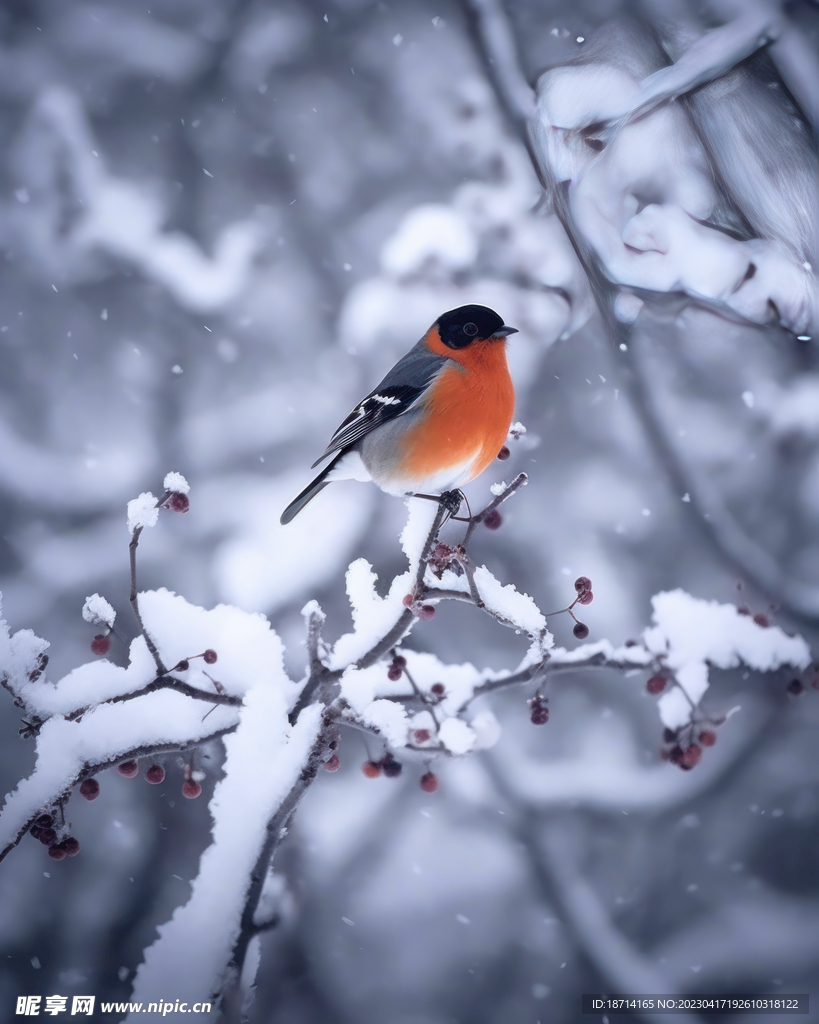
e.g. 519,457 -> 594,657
0,0 -> 818,1022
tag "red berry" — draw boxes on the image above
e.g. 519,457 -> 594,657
47,845 -> 68,861
35,814 -> 53,828
497,445 -> 510,461
168,491 -> 190,513
430,683 -> 445,696
420,771 -> 439,793
182,779 -> 203,799
387,665 -> 403,682
573,622 -> 589,640
698,730 -> 717,747
361,760 -> 382,779
679,744 -> 702,769
530,706 -> 550,725
787,678 -> 804,695
574,576 -> 592,593
668,744 -> 684,765
323,753 -> 341,772
753,612 -> 769,628
413,728 -> 431,743
30,824 -> 43,840
90,634 -> 111,656
145,764 -> 165,785
79,778 -> 100,801
483,509 -> 502,530
646,674 -> 667,695
381,756 -> 402,778
203,649 -> 217,664
402,594 -> 413,607
117,760 -> 139,778
578,590 -> 594,605
417,605 -> 435,620
392,653 -> 407,669
37,827 -> 57,846
62,836 -> 81,857
738,605 -> 751,616
174,659 -> 190,672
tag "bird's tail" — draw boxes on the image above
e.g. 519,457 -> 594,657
280,453 -> 343,525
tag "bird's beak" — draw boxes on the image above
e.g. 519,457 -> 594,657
493,326 -> 519,337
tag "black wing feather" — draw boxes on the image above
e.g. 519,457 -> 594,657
311,341 -> 447,468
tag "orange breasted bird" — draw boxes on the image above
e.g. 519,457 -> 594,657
280,304 -> 517,524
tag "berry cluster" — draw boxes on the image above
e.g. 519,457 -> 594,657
361,754 -> 403,778
387,653 -> 406,682
546,576 -> 594,639
29,814 -> 81,862
529,692 -> 549,726
361,757 -> 439,793
661,723 -> 720,770
427,542 -> 461,580
402,593 -> 436,620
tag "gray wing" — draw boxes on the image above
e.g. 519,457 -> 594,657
311,340 -> 448,468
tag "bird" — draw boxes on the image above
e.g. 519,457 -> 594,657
280,304 -> 518,525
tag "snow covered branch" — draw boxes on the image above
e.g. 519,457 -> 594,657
0,470 -> 813,1017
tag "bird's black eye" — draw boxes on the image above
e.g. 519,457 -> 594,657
463,322 -> 478,336
584,137 -> 605,152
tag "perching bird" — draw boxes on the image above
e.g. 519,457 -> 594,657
280,304 -> 517,524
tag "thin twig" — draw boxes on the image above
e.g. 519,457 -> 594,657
129,490 -> 172,675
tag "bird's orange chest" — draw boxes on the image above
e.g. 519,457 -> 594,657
398,339 -> 515,481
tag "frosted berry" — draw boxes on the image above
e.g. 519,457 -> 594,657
753,612 -> 769,628
417,605 -> 435,621
573,622 -> 589,640
361,760 -> 382,779
483,509 -> 502,530
47,845 -> 68,861
402,594 -> 414,607
787,678 -> 804,695
323,753 -> 341,772
698,730 -> 717,747
203,649 -> 217,664
62,837 -> 81,857
167,491 -> 190,513
530,705 -> 550,725
578,590 -> 594,605
145,764 -> 165,785
497,445 -> 510,461
430,683 -> 445,696
381,756 -> 402,778
574,576 -> 592,593
387,664 -> 403,682
413,728 -> 431,744
182,779 -> 203,799
91,634 -> 111,656
420,771 -> 439,793
646,674 -> 667,695
679,744 -> 702,770
79,778 -> 100,801
117,761 -> 139,778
